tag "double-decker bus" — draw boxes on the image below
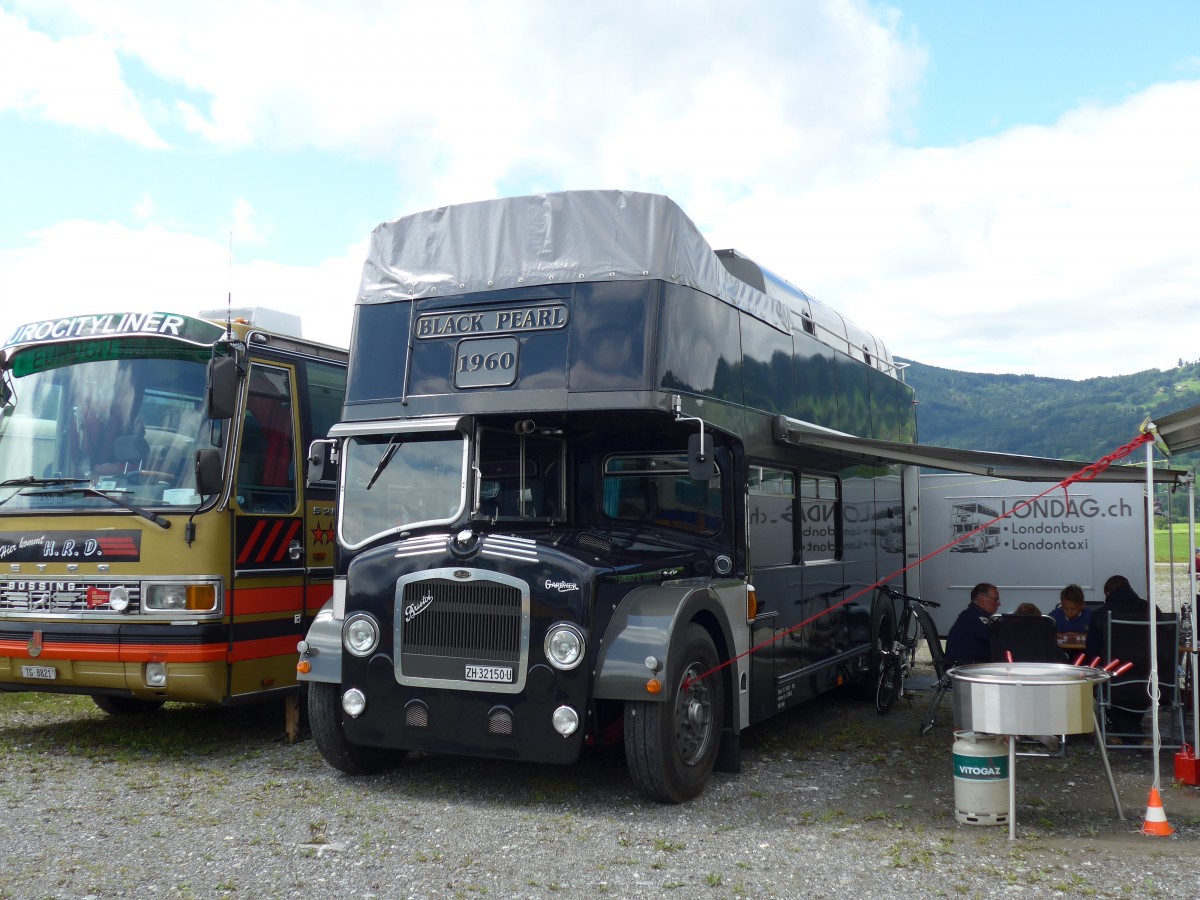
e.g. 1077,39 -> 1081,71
949,501 -> 1001,552
0,308 -> 346,717
297,191 -> 917,802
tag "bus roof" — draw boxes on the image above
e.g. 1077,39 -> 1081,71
359,190 -> 896,376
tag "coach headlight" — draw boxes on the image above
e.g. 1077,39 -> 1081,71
144,582 -> 218,612
343,614 -> 380,657
544,623 -> 585,670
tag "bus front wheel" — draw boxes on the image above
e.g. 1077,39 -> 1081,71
624,624 -> 723,804
307,682 -> 407,775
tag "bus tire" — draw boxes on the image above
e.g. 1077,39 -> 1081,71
623,624 -> 723,804
92,695 -> 164,716
308,682 -> 407,775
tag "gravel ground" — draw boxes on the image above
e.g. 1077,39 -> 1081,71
1,675 -> 1198,900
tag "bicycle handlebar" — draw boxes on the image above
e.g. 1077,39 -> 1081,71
877,584 -> 940,609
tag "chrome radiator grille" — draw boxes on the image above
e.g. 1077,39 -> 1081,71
0,580 -> 142,614
394,569 -> 530,692
401,579 -> 522,661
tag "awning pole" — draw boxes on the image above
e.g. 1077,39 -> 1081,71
1190,474 -> 1199,752
1146,437 -> 1162,789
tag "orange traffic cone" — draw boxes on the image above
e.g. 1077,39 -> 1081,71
1139,787 -> 1174,836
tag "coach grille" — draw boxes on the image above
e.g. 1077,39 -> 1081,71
394,569 -> 530,693
0,580 -> 142,615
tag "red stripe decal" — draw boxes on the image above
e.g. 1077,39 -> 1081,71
255,520 -> 286,563
238,519 -> 269,564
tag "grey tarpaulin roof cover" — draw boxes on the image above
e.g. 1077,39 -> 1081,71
358,189 -> 796,332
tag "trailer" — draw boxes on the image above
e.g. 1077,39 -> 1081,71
916,473 -> 1149,635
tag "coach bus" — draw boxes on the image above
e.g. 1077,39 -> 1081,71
297,190 -> 917,802
0,308 -> 346,715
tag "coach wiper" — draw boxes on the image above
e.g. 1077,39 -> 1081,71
366,434 -> 404,491
30,483 -> 172,530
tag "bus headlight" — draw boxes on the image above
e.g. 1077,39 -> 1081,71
144,662 -> 167,687
343,614 -> 380,657
544,623 -> 585,670
143,583 -> 218,612
551,705 -> 579,737
342,688 -> 367,718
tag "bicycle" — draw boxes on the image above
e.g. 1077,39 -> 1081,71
874,585 -> 948,727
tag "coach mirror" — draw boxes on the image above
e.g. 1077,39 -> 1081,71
688,432 -> 716,481
307,439 -> 336,486
194,448 -> 223,496
206,355 -> 238,421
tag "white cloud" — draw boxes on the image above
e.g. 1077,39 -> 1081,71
0,220 -> 364,348
0,7 -> 164,147
5,2 -> 922,192
2,2 -> 1198,380
693,81 -> 1200,379
229,198 -> 267,247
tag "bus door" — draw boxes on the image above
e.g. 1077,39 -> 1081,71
229,360 -> 307,699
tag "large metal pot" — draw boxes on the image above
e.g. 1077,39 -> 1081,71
951,662 -> 1110,735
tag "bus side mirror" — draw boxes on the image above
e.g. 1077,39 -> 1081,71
206,356 -> 238,421
195,448 -> 223,496
688,433 -> 715,481
307,439 -> 337,486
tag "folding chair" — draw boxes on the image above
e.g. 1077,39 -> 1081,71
988,614 -> 1068,756
1098,614 -> 1185,749
988,614 -> 1064,665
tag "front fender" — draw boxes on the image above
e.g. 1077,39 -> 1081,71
297,601 -> 342,685
592,581 -> 734,703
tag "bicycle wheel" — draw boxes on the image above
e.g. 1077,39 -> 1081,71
911,603 -> 948,679
875,655 -> 903,714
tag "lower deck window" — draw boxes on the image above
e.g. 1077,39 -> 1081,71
601,453 -> 721,535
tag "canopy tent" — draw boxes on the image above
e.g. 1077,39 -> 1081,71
775,412 -> 1193,794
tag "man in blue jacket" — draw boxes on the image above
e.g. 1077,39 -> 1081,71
945,583 -> 1001,667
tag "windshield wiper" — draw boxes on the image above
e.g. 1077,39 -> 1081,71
0,476 -> 91,487
0,476 -> 93,513
366,435 -> 404,491
28,485 -> 172,530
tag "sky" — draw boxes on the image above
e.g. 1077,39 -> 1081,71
1,0 -> 1198,381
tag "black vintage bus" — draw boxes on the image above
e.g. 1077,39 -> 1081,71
298,190 -> 917,802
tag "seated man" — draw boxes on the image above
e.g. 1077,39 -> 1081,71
1085,574 -> 1151,740
945,582 -> 1001,668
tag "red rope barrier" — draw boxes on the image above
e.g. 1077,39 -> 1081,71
685,431 -> 1157,688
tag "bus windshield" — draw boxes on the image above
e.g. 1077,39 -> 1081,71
0,350 -> 215,511
340,432 -> 467,547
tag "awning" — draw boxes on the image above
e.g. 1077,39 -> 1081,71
1149,402 -> 1200,456
772,415 -> 1186,485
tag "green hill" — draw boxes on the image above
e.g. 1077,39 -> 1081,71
898,358 -> 1200,468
